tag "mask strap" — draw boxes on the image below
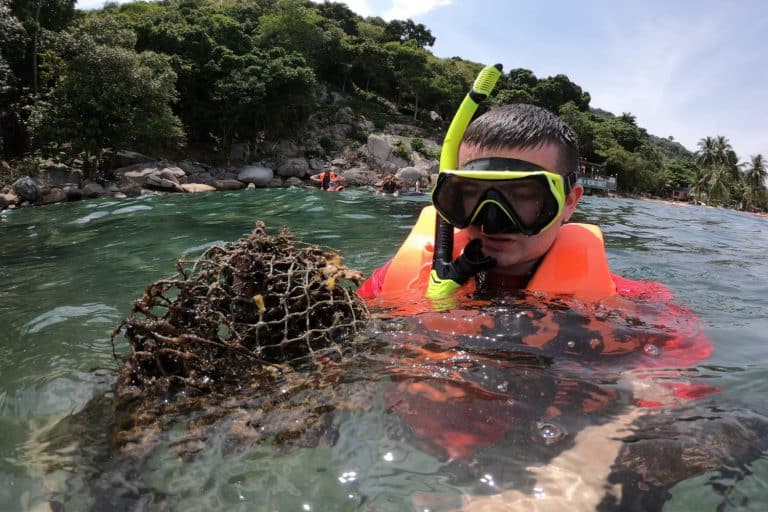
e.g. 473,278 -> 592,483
564,171 -> 579,195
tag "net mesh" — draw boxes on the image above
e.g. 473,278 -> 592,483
111,222 -> 370,443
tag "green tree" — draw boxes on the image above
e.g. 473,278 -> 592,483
604,114 -> 645,153
386,40 -> 434,119
558,101 -> 596,159
29,27 -> 183,174
348,37 -> 393,93
258,0 -> 345,83
507,67 -> 538,89
210,46 -> 316,149
742,154 -> 767,210
532,74 -> 590,112
10,0 -> 75,93
492,88 -> 535,107
383,18 -> 435,48
1,0 -> 24,155
315,1 -> 359,36
693,135 -> 741,206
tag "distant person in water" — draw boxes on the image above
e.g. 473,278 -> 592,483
310,165 -> 342,191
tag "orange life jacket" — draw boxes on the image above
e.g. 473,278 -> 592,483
379,206 -> 617,302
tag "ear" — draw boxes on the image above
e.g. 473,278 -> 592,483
562,183 -> 583,222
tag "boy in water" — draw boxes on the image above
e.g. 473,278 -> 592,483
358,103 -> 715,508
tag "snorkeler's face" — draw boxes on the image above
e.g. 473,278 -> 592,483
458,142 -> 583,276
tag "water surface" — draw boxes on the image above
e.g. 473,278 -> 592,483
1,188 -> 767,510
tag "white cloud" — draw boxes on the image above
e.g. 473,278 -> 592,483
576,5 -> 768,158
382,0 -> 452,20
311,0 -> 452,20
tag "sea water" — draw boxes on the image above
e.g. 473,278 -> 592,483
1,188 -> 767,511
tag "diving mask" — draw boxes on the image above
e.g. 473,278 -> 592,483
432,157 -> 578,235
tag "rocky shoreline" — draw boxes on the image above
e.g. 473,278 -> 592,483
0,86 -> 442,210
1,126 -> 441,211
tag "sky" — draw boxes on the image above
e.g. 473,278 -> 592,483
75,0 -> 768,160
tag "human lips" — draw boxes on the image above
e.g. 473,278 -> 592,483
476,233 -> 521,251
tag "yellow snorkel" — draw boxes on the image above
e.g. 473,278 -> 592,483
427,63 -> 503,300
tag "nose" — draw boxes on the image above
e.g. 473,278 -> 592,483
474,202 -> 520,234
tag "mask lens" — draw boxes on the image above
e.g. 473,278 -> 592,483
433,172 -> 563,234
493,179 -> 551,226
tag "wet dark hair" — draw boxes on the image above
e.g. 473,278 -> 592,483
461,103 -> 580,173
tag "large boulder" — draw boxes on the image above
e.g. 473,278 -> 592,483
339,168 -> 378,187
37,161 -> 84,188
181,183 -> 217,193
213,179 -> 246,191
396,166 -> 422,184
40,188 -> 66,205
176,160 -> 209,176
237,166 -> 273,186
112,150 -> 155,168
276,158 -> 309,179
366,134 -> 393,163
82,182 -> 106,198
145,174 -> 184,192
12,176 -> 41,203
284,176 -> 303,187
366,134 -> 409,168
63,185 -> 83,202
115,162 -> 186,187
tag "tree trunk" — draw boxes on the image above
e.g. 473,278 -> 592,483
32,0 -> 42,95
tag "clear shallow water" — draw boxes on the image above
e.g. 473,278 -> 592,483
1,189 -> 767,511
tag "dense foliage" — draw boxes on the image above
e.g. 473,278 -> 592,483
0,0 -> 764,209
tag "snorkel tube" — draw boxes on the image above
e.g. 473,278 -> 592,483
427,63 -> 503,300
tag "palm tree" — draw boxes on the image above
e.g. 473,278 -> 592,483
694,136 -> 720,168
694,135 -> 740,206
742,154 -> 767,210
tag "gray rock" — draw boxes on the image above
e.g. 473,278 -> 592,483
63,186 -> 83,202
276,158 -> 309,178
145,174 -> 183,192
284,176 -> 303,187
113,150 -> 154,168
275,140 -> 301,157
414,157 -> 440,174
158,169 -> 181,183
210,168 -> 238,180
187,172 -> 216,185
176,160 -> 209,175
180,183 -> 216,193
381,162 -> 398,175
40,188 -> 66,204
82,182 -> 105,198
339,168 -> 379,187
396,166 -> 422,184
115,162 -> 185,186
12,176 -> 41,203
213,179 -> 246,191
367,134 -> 393,163
237,166 -> 273,186
37,163 -> 84,188
118,181 -> 142,197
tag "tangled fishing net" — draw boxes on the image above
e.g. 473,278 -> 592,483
110,222 -> 372,456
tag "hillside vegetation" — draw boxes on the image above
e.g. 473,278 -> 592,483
1,0 -> 765,209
